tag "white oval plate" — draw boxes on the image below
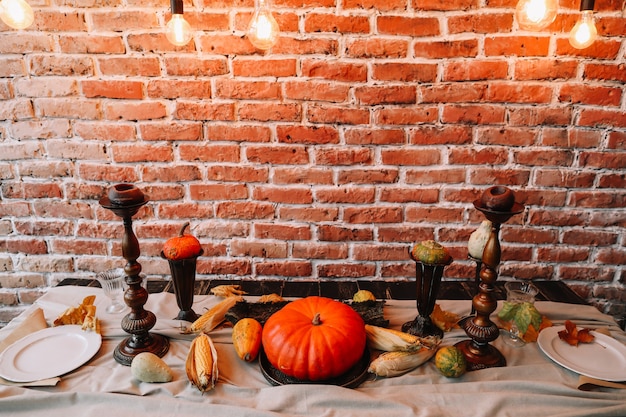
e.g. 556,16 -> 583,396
0,325 -> 102,382
537,326 -> 626,382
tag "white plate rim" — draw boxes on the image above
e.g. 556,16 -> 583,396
0,325 -> 102,382
537,325 -> 626,382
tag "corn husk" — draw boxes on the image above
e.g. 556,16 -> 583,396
210,285 -> 247,297
368,348 -> 437,377
185,296 -> 243,334
186,333 -> 219,392
365,324 -> 439,352
258,293 -> 284,303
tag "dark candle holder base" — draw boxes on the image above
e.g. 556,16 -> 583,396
454,187 -> 523,371
100,183 -> 169,366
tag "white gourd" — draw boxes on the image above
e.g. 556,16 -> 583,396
468,220 -> 492,260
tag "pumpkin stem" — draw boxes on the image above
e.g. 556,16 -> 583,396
312,313 -> 322,326
179,222 -> 190,236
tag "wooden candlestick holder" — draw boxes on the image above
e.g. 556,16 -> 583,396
99,184 -> 169,366
455,187 -> 523,371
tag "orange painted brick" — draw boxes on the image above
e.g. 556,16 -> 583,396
179,143 -> 240,162
207,166 -> 268,183
443,60 -> 508,81
355,85 -> 416,105
379,16 -> 439,37
374,107 -> 438,125
252,186 -> 313,204
105,101 -> 167,120
175,102 -> 235,121
485,36 -> 550,56
82,80 -> 143,99
381,148 -> 441,165
30,55 -> 93,76
163,57 -> 228,77
317,263 -> 376,278
314,147 -> 372,165
232,58 -> 297,77
338,168 -> 398,184
215,79 -> 281,100
448,13 -> 513,34
559,84 -> 622,106
98,57 -> 161,77
207,125 -> 271,142
246,145 -> 309,164
442,104 -> 506,125
476,126 -> 536,146
307,105 -> 370,125
414,0 -> 479,11
140,122 -> 202,141
379,187 -> 439,203
344,206 -> 403,223
345,38 -> 409,59
302,58 -> 368,82
372,62 -> 438,82
292,242 -> 348,260
58,35 -> 125,54
238,103 -> 302,122
345,129 -> 406,145
409,125 -> 472,145
191,184 -> 248,201
277,125 -> 339,144
256,261 -> 312,277
147,80 -> 212,99
273,167 -> 334,185
279,207 -> 339,222
304,13 -> 370,33
284,81 -> 350,103
254,223 -> 312,240
343,0 -> 406,10
315,186 -> 376,204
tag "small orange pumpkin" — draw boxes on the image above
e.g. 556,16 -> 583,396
162,222 -> 202,260
262,296 -> 366,381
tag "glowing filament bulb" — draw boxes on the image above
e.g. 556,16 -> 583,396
0,0 -> 34,30
515,0 -> 558,30
165,0 -> 192,46
166,14 -> 192,46
569,4 -> 597,49
247,0 -> 279,51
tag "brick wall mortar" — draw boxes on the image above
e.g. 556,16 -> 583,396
0,0 -> 624,326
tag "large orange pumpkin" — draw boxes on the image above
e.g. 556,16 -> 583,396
262,296 -> 366,381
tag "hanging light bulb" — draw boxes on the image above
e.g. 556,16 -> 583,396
569,0 -> 597,49
0,0 -> 34,30
515,0 -> 558,31
247,0 -> 280,51
165,0 -> 192,46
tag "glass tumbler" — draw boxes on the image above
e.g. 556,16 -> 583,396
501,281 -> 539,347
96,268 -> 127,314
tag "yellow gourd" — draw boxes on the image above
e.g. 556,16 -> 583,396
232,318 -> 263,362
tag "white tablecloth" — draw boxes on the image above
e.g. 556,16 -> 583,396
0,286 -> 625,417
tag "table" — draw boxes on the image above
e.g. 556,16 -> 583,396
0,285 -> 625,417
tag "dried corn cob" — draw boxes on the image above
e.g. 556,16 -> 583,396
186,333 -> 219,392
210,285 -> 247,297
184,296 -> 243,334
258,293 -> 284,303
368,348 -> 438,377
365,324 -> 439,352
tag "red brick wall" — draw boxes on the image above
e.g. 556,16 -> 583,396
0,0 -> 624,324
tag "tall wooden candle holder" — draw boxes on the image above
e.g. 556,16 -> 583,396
99,184 -> 169,366
455,186 -> 523,371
